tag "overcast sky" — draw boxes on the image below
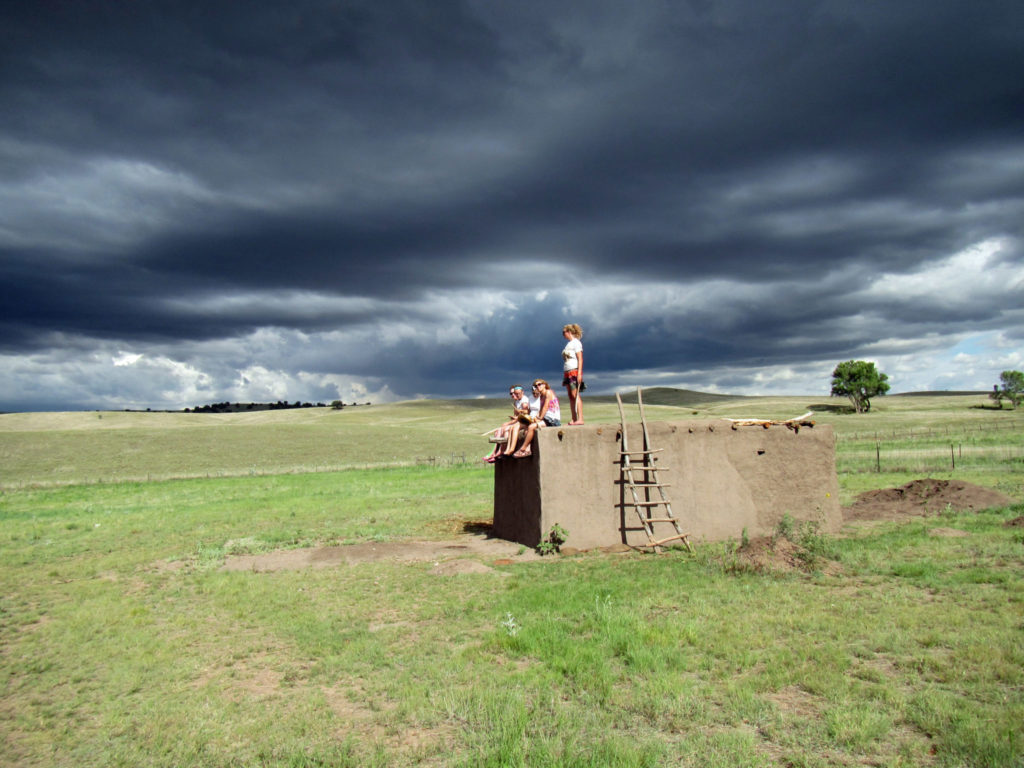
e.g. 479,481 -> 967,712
2,1 -> 1023,411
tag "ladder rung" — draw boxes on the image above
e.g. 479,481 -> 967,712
641,517 -> 678,523
624,482 -> 670,487
629,501 -> 669,507
650,534 -> 690,547
620,448 -> 663,455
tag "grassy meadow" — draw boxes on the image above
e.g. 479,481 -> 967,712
1,392 -> 1023,766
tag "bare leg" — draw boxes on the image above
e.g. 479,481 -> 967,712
514,423 -> 541,456
497,421 -> 521,458
484,424 -> 508,460
567,383 -> 583,424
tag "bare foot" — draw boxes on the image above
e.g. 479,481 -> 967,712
513,448 -> 532,458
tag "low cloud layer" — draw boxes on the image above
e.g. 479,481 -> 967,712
1,1 -> 1022,411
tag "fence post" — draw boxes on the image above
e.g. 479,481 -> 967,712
876,442 -> 881,473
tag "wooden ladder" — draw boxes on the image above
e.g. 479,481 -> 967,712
616,387 -> 692,552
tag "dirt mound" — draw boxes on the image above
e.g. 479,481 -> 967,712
1004,516 -> 1024,528
726,536 -> 842,576
845,479 -> 1013,522
735,536 -> 807,572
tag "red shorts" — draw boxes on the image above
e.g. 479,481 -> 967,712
562,370 -> 580,388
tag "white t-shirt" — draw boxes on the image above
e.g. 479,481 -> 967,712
527,394 -> 542,418
562,338 -> 583,372
515,395 -> 530,413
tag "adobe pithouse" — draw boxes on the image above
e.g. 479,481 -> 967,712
492,420 -> 842,549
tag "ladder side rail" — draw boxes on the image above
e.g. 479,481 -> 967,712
636,387 -> 655,509
636,387 -> 662,546
639,386 -> 691,551
617,392 -> 657,542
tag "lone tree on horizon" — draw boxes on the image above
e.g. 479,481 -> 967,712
830,360 -> 890,414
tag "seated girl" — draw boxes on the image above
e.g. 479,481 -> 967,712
483,385 -> 530,462
513,379 -> 561,458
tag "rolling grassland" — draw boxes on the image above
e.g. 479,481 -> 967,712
1,392 -> 1022,766
3,391 -> 1022,495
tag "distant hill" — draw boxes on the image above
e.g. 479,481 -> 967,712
596,388 -> 989,404
890,391 -> 988,397
588,387 -> 749,407
446,388 -> 749,410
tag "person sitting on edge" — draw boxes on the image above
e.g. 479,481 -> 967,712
498,381 -> 543,460
513,379 -> 561,458
483,385 -> 531,462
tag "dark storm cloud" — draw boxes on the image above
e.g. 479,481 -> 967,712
1,0 -> 1023,409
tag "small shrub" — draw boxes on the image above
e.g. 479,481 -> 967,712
537,523 -> 568,556
797,519 -> 837,561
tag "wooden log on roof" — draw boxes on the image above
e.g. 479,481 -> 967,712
723,412 -> 816,432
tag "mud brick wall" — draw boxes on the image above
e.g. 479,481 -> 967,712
492,420 -> 841,549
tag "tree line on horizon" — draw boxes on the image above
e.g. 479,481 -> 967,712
183,400 -> 371,413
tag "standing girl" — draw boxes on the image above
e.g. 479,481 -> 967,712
561,323 -> 584,425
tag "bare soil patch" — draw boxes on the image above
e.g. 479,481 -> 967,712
928,527 -> 970,538
763,684 -> 825,718
222,531 -> 540,573
844,478 -> 1013,522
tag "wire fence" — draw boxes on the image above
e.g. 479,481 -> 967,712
837,428 -> 1024,474
842,420 -> 1022,442
415,453 -> 468,467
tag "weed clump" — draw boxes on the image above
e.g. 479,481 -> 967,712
536,523 -> 568,556
774,513 -> 839,569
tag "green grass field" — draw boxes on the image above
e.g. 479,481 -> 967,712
2,392 -> 1023,766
